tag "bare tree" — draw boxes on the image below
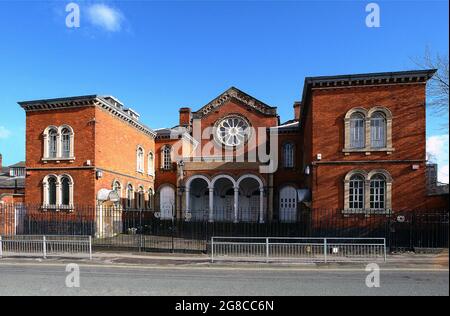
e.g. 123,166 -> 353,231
414,48 -> 449,115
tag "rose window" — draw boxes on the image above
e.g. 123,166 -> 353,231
215,116 -> 250,147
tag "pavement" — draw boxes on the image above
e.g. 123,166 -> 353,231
0,249 -> 448,270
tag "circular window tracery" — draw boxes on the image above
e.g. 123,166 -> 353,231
215,116 -> 251,147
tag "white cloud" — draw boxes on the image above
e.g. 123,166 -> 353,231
0,126 -> 12,139
427,134 -> 449,183
87,4 -> 124,32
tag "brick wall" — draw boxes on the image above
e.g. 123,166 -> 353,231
305,83 -> 429,211
94,106 -> 155,201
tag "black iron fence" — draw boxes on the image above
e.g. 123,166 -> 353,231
0,204 -> 448,253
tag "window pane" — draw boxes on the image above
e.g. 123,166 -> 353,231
61,128 -> 71,158
370,175 -> 386,209
350,114 -> 365,148
61,178 -> 70,205
349,175 -> 364,209
48,178 -> 57,205
49,130 -> 57,158
371,113 -> 386,148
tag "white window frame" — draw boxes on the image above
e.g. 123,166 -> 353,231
136,146 -> 145,173
42,125 -> 75,161
349,113 -> 365,149
161,145 -> 172,170
42,174 -> 74,211
126,184 -> 134,209
148,152 -> 155,176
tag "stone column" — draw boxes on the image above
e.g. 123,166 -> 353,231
234,187 -> 239,223
185,188 -> 190,212
208,187 -> 214,222
259,187 -> 265,224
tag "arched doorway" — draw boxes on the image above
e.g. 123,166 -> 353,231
159,185 -> 175,220
187,177 -> 210,221
238,177 -> 261,222
279,186 -> 297,223
213,177 -> 235,222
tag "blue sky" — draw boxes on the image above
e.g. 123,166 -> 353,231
0,0 -> 448,182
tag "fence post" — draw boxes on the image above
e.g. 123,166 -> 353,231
266,238 -> 269,263
211,237 -> 214,263
89,236 -> 92,260
43,236 -> 47,259
383,238 -> 387,263
0,236 -> 3,259
324,238 -> 327,263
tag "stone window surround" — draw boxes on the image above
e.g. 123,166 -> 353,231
42,125 -> 75,162
161,145 -> 173,170
343,169 -> 392,215
126,183 -> 134,209
343,107 -> 394,155
136,146 -> 145,174
148,151 -> 155,176
42,174 -> 74,211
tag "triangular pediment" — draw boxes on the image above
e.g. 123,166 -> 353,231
192,87 -> 277,119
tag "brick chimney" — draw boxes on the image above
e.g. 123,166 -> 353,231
179,107 -> 192,128
293,101 -> 302,120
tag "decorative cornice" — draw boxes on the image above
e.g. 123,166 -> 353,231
192,87 -> 277,119
18,95 -> 156,139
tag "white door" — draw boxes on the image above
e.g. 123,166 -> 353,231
160,186 -> 175,219
279,186 -> 297,222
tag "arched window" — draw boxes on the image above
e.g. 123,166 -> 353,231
350,113 -> 365,148
49,129 -> 58,158
61,176 -> 71,206
370,174 -> 386,209
61,128 -> 72,158
126,184 -> 134,209
148,152 -> 155,176
43,125 -> 74,160
43,174 -> 74,210
48,176 -> 57,206
112,180 -> 122,197
283,143 -> 295,168
137,147 -> 144,173
349,174 -> 365,210
147,188 -> 154,210
370,112 -> 386,148
162,146 -> 172,170
137,186 -> 145,210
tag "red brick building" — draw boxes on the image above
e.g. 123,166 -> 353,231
17,69 -> 448,223
19,96 -> 155,213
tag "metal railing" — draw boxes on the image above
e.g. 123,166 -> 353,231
0,235 -> 92,260
211,237 -> 386,263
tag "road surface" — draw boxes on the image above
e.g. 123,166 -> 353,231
0,263 -> 448,296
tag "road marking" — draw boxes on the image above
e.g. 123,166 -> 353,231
0,261 -> 448,272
